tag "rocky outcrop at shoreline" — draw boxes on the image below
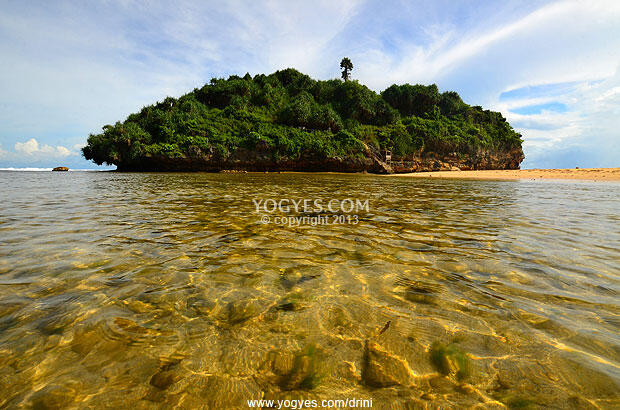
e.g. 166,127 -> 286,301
389,147 -> 525,173
114,145 -> 523,174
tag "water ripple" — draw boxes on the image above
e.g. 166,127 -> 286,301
0,171 -> 618,407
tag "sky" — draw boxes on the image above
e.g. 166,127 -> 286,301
0,0 -> 619,169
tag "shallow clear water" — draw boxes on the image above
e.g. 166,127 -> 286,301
0,171 -> 618,408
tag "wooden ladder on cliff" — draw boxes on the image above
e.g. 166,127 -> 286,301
384,150 -> 392,165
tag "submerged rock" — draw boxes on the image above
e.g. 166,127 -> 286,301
113,317 -> 167,336
29,384 -> 77,409
278,345 -> 322,391
324,305 -> 355,335
150,369 -> 181,390
396,277 -> 445,305
179,374 -> 263,408
187,297 -> 218,316
275,292 -> 309,312
278,266 -> 322,290
362,340 -> 414,388
226,298 -> 269,324
227,299 -> 259,324
123,299 -> 153,314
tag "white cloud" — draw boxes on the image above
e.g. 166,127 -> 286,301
56,145 -> 71,156
352,1 -> 620,91
14,138 -> 42,155
0,0 -> 618,169
510,67 -> 620,168
14,138 -> 73,158
0,0 -> 362,141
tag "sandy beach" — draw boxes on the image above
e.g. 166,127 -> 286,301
389,168 -> 620,181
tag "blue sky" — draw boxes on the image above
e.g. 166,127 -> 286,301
0,0 -> 619,169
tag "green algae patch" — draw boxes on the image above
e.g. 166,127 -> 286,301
429,341 -> 471,381
279,344 -> 323,391
495,393 -> 536,409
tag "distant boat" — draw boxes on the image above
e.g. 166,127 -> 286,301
52,167 -> 69,171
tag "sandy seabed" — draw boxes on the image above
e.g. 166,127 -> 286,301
389,167 -> 620,181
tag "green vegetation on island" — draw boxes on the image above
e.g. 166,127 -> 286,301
82,60 -> 523,172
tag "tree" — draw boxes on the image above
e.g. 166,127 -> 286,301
340,57 -> 353,81
438,91 -> 465,117
279,91 -> 315,127
381,84 -> 440,117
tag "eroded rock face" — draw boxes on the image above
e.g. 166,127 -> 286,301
114,144 -> 522,173
116,153 -> 393,173
390,147 -> 525,173
52,167 -> 69,171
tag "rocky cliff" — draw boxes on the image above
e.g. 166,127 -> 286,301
389,147 -> 525,173
116,143 -> 523,174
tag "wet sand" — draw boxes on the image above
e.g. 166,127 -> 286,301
390,168 -> 620,181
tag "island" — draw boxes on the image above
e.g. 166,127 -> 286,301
82,67 -> 523,173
